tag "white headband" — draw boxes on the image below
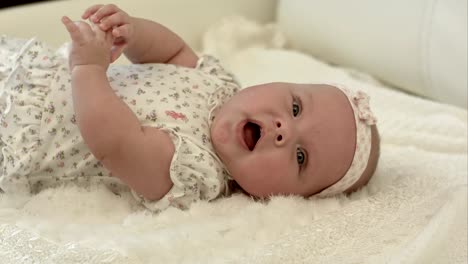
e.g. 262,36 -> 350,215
316,84 -> 377,197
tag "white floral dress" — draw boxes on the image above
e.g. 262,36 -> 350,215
0,36 -> 240,213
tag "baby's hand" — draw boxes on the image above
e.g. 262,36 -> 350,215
82,4 -> 134,63
61,16 -> 114,70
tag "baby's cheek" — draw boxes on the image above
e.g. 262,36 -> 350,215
211,123 -> 229,144
243,162 -> 291,197
252,153 -> 290,179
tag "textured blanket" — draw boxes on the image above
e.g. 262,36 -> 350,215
1,17 -> 466,264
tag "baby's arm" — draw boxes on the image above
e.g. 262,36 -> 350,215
62,17 -> 174,200
82,4 -> 198,67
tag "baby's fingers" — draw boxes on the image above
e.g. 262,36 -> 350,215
89,4 -> 120,23
61,16 -> 85,44
82,4 -> 103,19
90,20 -> 106,40
112,24 -> 131,39
99,12 -> 129,31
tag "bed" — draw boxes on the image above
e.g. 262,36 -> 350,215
1,0 -> 467,263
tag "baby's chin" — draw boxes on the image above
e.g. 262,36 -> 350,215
228,177 -> 267,198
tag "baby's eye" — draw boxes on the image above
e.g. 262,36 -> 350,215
296,147 -> 306,166
292,99 -> 301,117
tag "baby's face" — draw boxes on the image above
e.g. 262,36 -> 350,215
210,83 -> 356,198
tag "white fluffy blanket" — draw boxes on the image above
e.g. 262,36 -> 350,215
1,17 -> 467,264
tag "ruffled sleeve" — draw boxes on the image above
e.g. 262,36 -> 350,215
196,55 -> 241,123
195,55 -> 237,82
131,131 -> 229,213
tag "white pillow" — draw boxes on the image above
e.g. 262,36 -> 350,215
277,0 -> 467,108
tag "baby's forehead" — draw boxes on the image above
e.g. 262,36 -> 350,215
294,84 -> 351,103
298,83 -> 340,92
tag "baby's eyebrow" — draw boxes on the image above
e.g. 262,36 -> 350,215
304,90 -> 314,109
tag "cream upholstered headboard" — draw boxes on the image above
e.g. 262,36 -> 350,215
0,0 -> 276,50
277,0 -> 467,108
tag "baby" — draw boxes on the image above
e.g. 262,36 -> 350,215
0,4 -> 380,212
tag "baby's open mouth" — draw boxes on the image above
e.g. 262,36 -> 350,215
243,121 -> 261,151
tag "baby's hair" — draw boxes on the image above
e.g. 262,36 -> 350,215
345,125 -> 380,194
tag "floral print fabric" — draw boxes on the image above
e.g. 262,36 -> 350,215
0,36 -> 240,212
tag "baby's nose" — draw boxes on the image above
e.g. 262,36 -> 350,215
274,120 -> 289,147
